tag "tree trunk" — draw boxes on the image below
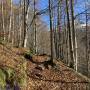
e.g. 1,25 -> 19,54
86,11 -> 89,77
49,0 -> 54,64
12,10 -> 14,46
8,0 -> 13,43
66,0 -> 74,68
18,0 -> 22,47
57,0 -> 61,59
33,0 -> 37,54
22,0 -> 29,47
70,0 -> 77,70
2,1 -> 5,41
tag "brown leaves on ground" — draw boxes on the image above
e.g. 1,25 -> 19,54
32,55 -> 50,63
0,44 -> 90,90
0,45 -> 26,74
26,55 -> 90,90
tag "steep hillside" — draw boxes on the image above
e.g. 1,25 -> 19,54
0,44 -> 90,90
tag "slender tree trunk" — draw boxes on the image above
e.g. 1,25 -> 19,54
57,0 -> 61,59
75,33 -> 78,71
64,15 -> 68,64
70,0 -> 78,70
12,10 -> 14,46
86,12 -> 89,76
24,7 -> 29,48
70,0 -> 75,67
53,3 -> 58,58
23,0 -> 30,48
18,0 -> 22,47
22,0 -> 26,47
33,0 -> 37,54
2,1 -> 5,41
8,0 -> 12,43
23,0 -> 28,47
49,0 -> 54,64
54,22 -> 58,59
34,22 -> 37,54
66,0 -> 74,68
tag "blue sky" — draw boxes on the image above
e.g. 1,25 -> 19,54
37,0 -> 49,26
13,0 -> 86,15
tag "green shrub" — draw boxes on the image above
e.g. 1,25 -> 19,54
0,67 -> 27,89
0,69 -> 6,87
24,50 -> 33,60
6,68 -> 15,79
5,68 -> 16,87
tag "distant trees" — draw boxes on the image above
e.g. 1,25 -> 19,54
50,0 -> 90,77
0,0 -> 50,55
46,0 -> 80,71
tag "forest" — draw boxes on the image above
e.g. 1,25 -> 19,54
0,0 -> 90,90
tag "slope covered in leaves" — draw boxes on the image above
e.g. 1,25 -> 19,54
0,44 -> 90,90
0,44 -> 26,70
0,44 -> 27,89
25,58 -> 90,90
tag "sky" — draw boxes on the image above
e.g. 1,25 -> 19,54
13,0 -> 88,16
37,0 -> 49,25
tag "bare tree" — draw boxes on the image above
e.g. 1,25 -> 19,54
1,1 -> 5,41
8,0 -> 13,43
22,0 -> 29,47
66,0 -> 74,68
48,0 -> 54,65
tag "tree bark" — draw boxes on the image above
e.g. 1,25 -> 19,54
49,0 -> 54,64
8,0 -> 13,43
66,0 -> 74,68
2,1 -> 5,41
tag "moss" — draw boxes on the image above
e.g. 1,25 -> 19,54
5,68 -> 16,87
18,62 -> 27,87
18,74 -> 27,87
0,69 -> 6,87
0,62 -> 27,88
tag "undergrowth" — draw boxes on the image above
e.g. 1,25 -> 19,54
0,62 -> 27,89
24,50 -> 33,60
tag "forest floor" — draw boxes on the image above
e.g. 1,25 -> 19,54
0,44 -> 90,90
